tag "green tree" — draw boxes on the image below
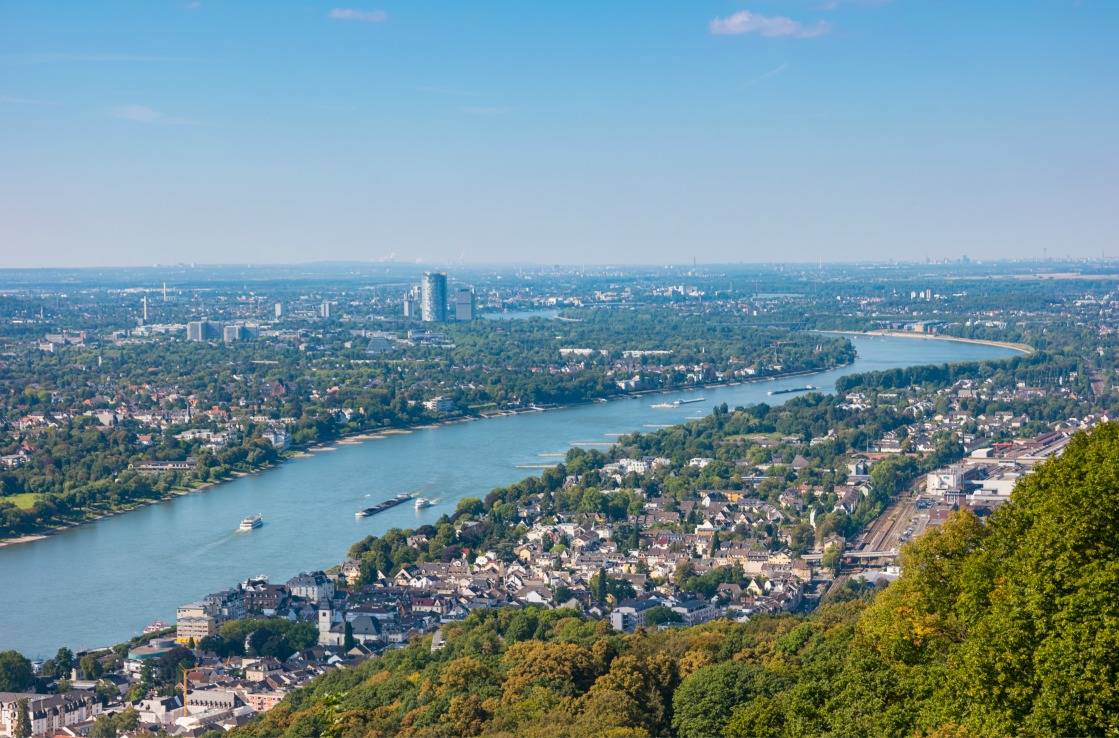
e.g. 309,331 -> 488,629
14,698 -> 31,738
89,708 -> 139,738
0,650 -> 33,691
821,544 -> 842,573
644,606 -> 682,626
672,661 -> 766,738
80,653 -> 103,680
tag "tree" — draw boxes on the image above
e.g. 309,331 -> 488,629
80,653 -> 103,680
672,661 -> 766,738
138,660 -> 155,690
40,646 -> 75,679
596,566 -> 608,604
53,647 -> 74,676
644,606 -> 683,626
821,544 -> 842,574
0,650 -> 33,691
95,680 -> 119,705
90,708 -> 139,738
14,698 -> 31,738
456,497 -> 484,517
343,620 -> 355,650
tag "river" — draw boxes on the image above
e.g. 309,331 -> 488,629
0,335 -> 1020,657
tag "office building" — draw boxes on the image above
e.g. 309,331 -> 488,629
453,287 -> 476,321
186,320 -> 221,342
223,324 -> 246,343
421,272 -> 447,322
403,286 -> 421,319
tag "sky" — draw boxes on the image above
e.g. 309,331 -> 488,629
1,1 -> 1117,268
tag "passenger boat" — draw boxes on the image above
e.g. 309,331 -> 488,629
415,497 -> 434,510
238,514 -> 263,531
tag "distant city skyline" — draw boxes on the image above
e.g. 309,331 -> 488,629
2,1 -> 1117,267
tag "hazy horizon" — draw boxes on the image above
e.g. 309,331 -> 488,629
3,1 -> 1117,268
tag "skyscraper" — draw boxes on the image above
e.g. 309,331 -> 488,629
274,302 -> 283,319
453,287 -> 476,321
403,286 -> 421,319
421,272 -> 447,322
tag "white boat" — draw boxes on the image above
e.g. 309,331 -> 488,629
415,497 -> 434,510
238,514 -> 263,531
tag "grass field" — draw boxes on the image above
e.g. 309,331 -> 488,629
6,493 -> 40,510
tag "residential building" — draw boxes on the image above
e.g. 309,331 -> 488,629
176,603 -> 216,644
262,428 -> 289,451
287,571 -> 335,603
0,691 -> 101,737
423,396 -> 455,413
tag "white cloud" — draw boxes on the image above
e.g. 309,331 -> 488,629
111,104 -> 198,125
710,11 -> 831,39
328,8 -> 388,23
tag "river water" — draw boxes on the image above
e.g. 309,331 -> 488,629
0,335 -> 1019,657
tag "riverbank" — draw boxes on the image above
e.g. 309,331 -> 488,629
0,355 -> 859,548
0,334 -> 1026,658
0,467 -> 274,548
820,330 -> 1033,355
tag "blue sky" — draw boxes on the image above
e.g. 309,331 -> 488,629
1,1 -> 1116,267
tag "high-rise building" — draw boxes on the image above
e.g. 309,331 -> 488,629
453,287 -> 476,321
187,320 -> 221,342
274,302 -> 283,319
403,286 -> 421,319
421,272 -> 447,322
320,300 -> 332,319
223,324 -> 246,343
